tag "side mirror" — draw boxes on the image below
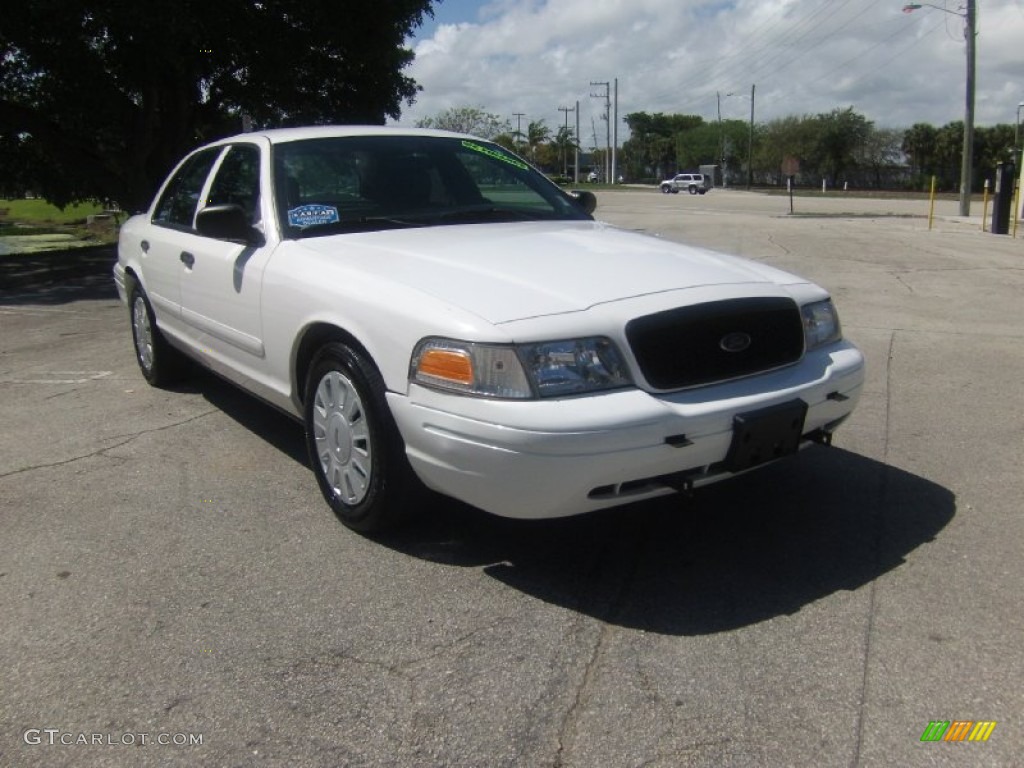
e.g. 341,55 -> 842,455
196,204 -> 260,244
568,189 -> 597,215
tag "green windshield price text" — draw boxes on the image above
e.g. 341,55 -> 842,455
461,140 -> 529,170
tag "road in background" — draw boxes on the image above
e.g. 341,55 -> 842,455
1,189 -> 1021,766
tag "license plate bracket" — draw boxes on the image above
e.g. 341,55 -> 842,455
724,399 -> 808,472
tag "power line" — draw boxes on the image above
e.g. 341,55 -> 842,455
644,0 -> 850,105
803,15 -> 947,93
644,0 -> 916,116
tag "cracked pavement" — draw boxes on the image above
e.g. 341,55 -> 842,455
1,190 -> 1022,766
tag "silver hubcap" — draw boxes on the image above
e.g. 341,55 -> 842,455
132,296 -> 154,371
313,370 -> 372,505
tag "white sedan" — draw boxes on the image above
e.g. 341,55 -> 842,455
114,126 -> 864,533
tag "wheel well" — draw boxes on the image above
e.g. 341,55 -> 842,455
293,323 -> 374,407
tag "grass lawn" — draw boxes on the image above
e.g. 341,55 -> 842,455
0,198 -> 106,224
0,199 -> 120,250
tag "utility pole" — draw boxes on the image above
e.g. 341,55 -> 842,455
612,78 -> 618,184
513,112 -> 526,154
575,99 -> 580,185
717,91 -> 724,187
962,0 -> 976,216
591,81 -> 610,182
558,105 -> 575,177
902,1 -> 976,216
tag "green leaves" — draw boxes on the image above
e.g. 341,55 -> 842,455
0,0 -> 436,209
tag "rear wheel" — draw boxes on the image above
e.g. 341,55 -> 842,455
129,283 -> 182,386
304,342 -> 419,533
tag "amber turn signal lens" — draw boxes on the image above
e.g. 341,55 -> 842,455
417,348 -> 474,385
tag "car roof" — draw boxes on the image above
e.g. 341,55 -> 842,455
215,125 -> 476,146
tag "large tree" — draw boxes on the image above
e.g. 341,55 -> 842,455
809,107 -> 873,187
621,112 -> 703,179
902,122 -> 939,187
0,0 -> 435,210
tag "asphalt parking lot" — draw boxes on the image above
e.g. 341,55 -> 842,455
2,188 -> 1022,767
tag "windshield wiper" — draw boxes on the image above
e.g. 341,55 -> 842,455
435,205 -> 546,224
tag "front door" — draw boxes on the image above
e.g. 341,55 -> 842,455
178,143 -> 274,376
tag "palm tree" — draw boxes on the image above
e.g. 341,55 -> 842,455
526,120 -> 551,163
553,125 -> 578,177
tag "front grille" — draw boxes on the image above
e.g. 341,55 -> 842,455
625,297 -> 804,389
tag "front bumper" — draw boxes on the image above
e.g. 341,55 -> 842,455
388,341 -> 865,519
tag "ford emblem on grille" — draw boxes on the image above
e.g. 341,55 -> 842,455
719,331 -> 752,353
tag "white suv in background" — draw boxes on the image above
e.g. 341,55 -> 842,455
660,173 -> 708,195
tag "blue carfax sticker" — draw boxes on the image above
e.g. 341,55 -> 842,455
288,204 -> 340,228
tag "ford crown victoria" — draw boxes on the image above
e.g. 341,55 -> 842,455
114,127 -> 864,533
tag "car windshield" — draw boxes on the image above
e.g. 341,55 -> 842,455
272,135 -> 591,238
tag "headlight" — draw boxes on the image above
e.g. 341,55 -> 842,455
801,299 -> 842,350
519,337 -> 632,397
411,336 -> 633,399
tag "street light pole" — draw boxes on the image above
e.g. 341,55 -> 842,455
748,84 -> 756,189
902,1 -> 976,216
1015,102 -> 1024,162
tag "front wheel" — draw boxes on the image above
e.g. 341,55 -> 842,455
304,342 -> 420,533
688,186 -> 698,195
129,283 -> 182,386
660,185 -> 671,194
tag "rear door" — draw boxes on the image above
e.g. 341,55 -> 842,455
142,147 -> 222,341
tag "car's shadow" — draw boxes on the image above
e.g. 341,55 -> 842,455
193,371 -> 955,637
387,448 -> 954,635
180,367 -> 309,466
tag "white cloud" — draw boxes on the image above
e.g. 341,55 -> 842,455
396,0 -> 1024,142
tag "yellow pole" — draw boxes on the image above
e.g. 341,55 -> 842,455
981,179 -> 989,232
928,176 -> 936,231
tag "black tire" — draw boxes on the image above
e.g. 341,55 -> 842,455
688,186 -> 698,195
129,283 -> 182,387
303,342 -> 420,533
661,185 -> 671,194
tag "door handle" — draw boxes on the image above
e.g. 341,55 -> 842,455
180,251 -> 195,268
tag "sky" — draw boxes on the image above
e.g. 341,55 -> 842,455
394,0 -> 1024,146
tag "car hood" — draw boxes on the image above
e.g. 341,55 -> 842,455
292,221 -> 806,324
